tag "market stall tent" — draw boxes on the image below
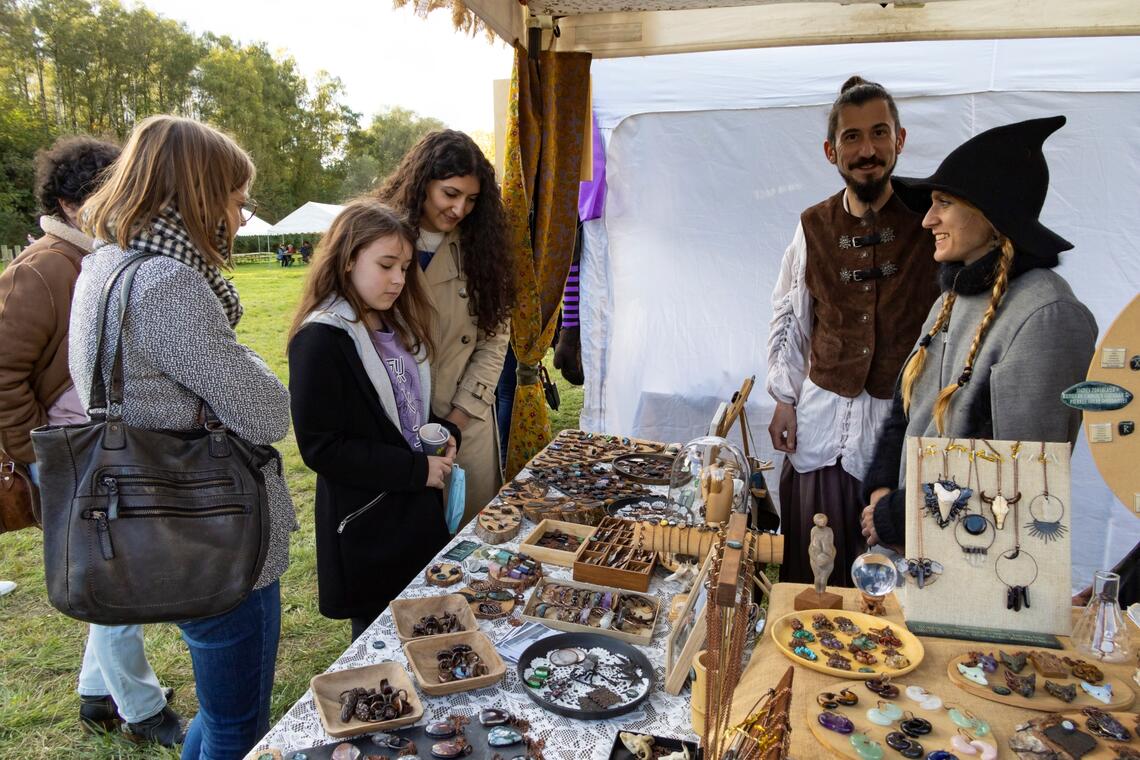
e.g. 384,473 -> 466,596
267,202 -> 344,235
574,36 -> 1140,590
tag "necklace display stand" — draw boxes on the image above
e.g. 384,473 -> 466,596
900,437 -> 1072,644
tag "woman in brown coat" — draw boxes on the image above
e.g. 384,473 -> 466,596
378,131 -> 516,522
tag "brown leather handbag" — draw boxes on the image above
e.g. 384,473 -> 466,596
0,451 -> 39,532
31,254 -> 273,624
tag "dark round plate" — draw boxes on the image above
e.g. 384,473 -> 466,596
516,632 -> 654,720
611,453 -> 679,485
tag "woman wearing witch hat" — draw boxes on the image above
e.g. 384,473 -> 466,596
858,116 -> 1098,550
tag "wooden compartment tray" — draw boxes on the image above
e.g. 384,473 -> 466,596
310,661 -> 423,738
402,630 -> 506,697
573,517 -> 656,592
946,652 -> 1135,712
520,577 -> 659,646
519,519 -> 597,567
769,609 -> 924,680
389,593 -> 480,643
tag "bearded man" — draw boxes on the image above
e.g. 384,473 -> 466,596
767,76 -> 940,586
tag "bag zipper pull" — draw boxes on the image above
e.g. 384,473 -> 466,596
337,491 -> 388,534
101,476 -> 119,520
92,510 -> 115,560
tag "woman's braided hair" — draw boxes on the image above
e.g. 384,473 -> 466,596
900,196 -> 1015,434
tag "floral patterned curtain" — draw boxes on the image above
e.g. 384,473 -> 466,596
502,43 -> 592,477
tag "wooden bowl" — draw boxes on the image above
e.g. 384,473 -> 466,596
389,593 -> 479,643
310,661 -> 423,738
402,630 -> 506,696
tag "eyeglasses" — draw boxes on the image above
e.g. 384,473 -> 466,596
239,199 -> 258,224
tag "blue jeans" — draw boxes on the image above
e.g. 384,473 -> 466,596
178,581 -> 281,760
29,463 -> 167,723
496,344 -> 518,465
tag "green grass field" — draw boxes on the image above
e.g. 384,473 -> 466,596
0,262 -> 583,759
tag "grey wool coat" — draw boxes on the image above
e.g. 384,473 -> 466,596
68,246 -> 297,590
863,265 -> 1097,547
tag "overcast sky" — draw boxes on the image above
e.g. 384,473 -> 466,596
139,0 -> 514,133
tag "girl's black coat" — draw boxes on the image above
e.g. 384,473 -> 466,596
289,323 -> 459,620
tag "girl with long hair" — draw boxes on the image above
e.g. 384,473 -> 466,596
72,114 -> 294,759
288,199 -> 459,640
377,130 -> 515,522
859,116 -> 1097,550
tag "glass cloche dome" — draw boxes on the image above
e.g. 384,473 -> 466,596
667,435 -> 750,526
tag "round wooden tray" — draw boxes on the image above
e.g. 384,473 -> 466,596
611,453 -> 678,485
768,609 -> 924,679
808,679 -> 1000,760
946,652 -> 1136,712
424,562 -> 464,587
475,503 -> 522,544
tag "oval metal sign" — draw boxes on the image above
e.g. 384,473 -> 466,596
1061,381 -> 1134,411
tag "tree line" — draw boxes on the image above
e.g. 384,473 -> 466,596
0,0 -> 476,244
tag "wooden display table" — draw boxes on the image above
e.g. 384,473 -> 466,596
732,583 -> 1138,757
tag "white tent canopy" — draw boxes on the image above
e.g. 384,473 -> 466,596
235,213 -> 273,237
267,202 -> 344,235
576,36 -> 1140,590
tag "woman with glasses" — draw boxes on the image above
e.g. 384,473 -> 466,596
377,130 -> 516,523
70,115 -> 295,759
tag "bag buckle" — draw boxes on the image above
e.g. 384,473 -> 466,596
0,460 -> 14,475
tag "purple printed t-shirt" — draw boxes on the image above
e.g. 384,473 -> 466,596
368,329 -> 425,451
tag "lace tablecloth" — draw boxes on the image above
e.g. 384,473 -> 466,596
252,475 -> 699,759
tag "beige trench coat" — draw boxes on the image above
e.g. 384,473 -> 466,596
423,230 -> 509,524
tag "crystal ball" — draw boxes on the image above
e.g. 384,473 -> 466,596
851,552 -> 899,597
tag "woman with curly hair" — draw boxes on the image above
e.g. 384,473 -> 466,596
377,130 -> 515,521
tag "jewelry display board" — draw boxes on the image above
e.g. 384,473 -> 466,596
1078,293 -> 1140,519
901,437 -> 1073,638
663,550 -> 713,695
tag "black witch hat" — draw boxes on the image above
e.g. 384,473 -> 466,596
893,115 -> 1072,263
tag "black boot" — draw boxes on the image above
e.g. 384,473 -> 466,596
79,695 -> 119,733
122,704 -> 187,747
80,687 -> 176,736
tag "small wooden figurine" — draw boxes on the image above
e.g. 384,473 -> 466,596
795,513 -> 843,611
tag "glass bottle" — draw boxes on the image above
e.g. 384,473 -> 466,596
1071,570 -> 1132,663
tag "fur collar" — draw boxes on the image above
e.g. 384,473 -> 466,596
39,215 -> 95,252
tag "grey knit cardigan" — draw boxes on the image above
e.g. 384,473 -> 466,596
68,245 -> 296,590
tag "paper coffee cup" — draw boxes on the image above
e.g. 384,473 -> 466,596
418,422 -> 450,455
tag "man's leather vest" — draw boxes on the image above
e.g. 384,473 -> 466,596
802,190 -> 939,399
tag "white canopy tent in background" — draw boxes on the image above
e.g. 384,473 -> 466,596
574,36 -> 1140,591
235,214 -> 274,237
267,202 -> 344,235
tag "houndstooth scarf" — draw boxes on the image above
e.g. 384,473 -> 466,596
130,207 -> 243,326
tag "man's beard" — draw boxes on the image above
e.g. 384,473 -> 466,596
840,156 -> 895,204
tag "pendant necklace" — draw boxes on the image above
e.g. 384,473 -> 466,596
1026,441 -> 1068,543
995,491 -> 1038,612
921,438 -> 973,528
897,438 -> 943,588
954,441 -> 995,566
979,439 -> 1021,530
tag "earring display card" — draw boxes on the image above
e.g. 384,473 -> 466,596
901,437 -> 1073,638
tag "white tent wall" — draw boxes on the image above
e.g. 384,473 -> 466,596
578,37 -> 1140,590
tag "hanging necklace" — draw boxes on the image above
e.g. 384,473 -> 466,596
994,439 -> 1039,610
954,440 -> 994,565
897,438 -> 943,588
979,440 -> 1021,530
921,438 -> 973,528
1026,442 -> 1068,543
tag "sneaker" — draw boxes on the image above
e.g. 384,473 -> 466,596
122,705 -> 187,747
79,687 -> 176,735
